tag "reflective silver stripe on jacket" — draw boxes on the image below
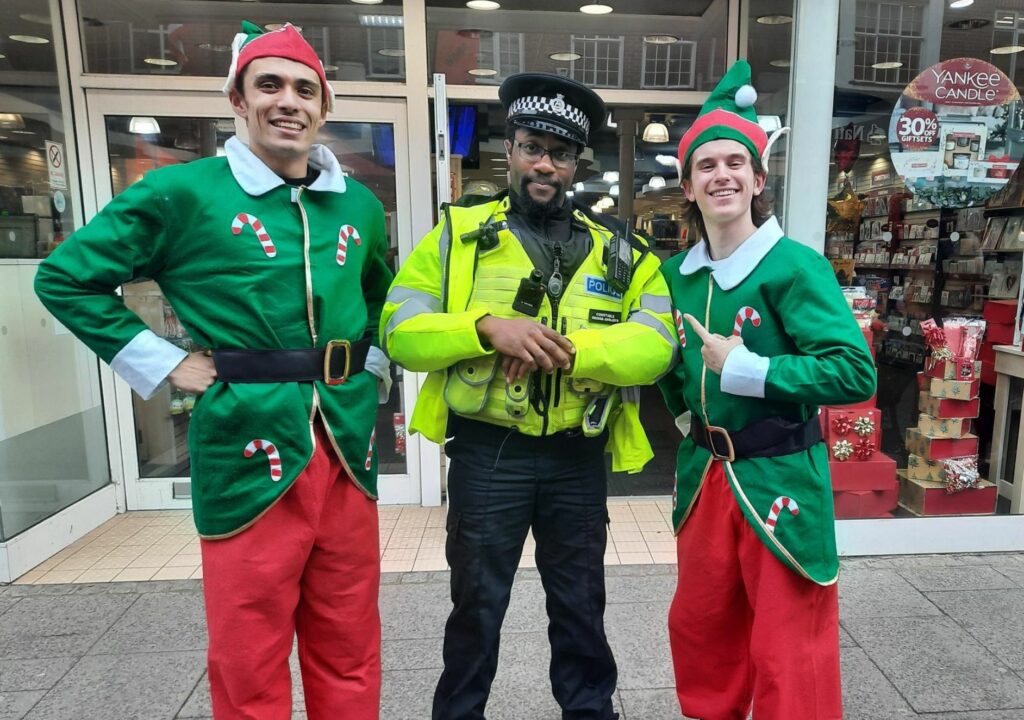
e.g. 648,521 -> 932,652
627,309 -> 674,345
383,286 -> 442,354
639,293 -> 671,314
621,386 -> 641,404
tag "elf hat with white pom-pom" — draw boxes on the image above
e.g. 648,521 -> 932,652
677,59 -> 767,170
223,20 -> 335,112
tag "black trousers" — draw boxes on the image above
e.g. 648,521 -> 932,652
432,418 -> 618,720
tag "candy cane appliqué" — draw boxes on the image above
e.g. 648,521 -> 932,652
672,309 -> 687,347
232,213 -> 276,257
732,306 -> 762,337
765,496 -> 799,534
337,224 -> 362,266
364,429 -> 376,471
244,439 -> 283,482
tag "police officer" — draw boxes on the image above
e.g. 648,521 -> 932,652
381,73 -> 676,720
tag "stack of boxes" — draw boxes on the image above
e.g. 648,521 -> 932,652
824,288 -> 896,518
980,299 -> 1017,385
898,319 -> 996,516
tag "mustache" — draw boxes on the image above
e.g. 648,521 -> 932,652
520,175 -> 563,194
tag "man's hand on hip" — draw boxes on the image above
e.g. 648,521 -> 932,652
476,316 -> 574,381
168,352 -> 218,393
683,314 -> 743,375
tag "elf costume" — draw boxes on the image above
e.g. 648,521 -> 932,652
658,61 -> 876,719
35,22 -> 391,720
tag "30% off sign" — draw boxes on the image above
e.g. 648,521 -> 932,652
896,107 -> 939,151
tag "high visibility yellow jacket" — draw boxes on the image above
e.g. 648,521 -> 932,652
381,195 -> 676,473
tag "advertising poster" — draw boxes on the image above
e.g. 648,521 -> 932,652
888,58 -> 1022,206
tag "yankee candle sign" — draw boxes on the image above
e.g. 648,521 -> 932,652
906,58 -> 1019,106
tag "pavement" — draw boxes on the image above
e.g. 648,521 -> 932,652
2,553 -> 1024,719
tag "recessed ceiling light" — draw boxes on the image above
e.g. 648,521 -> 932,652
992,45 -> 1024,54
643,35 -> 679,45
144,57 -> 178,66
19,13 -> 52,25
550,52 -> 582,61
603,171 -> 619,182
649,175 -> 666,189
9,34 -> 50,44
949,0 -> 974,8
769,58 -> 791,68
466,0 -> 501,9
351,0 -> 384,4
468,68 -> 498,76
872,61 -> 903,69
580,4 -> 614,14
11,130 -> 35,135
756,15 -> 792,25
358,14 -> 403,27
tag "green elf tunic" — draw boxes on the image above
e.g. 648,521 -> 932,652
35,137 -> 393,538
658,216 -> 876,584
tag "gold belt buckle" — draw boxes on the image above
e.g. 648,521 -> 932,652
705,425 -> 736,463
323,340 -> 351,385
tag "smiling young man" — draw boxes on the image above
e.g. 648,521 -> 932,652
657,61 -> 876,719
381,73 -> 675,720
35,21 -> 392,720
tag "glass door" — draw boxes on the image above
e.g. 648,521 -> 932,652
84,90 -> 426,509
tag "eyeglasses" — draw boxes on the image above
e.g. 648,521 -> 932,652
513,140 -> 579,168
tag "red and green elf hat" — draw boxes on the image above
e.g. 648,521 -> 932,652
677,59 -> 766,170
222,20 -> 335,112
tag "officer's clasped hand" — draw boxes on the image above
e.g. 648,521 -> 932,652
476,315 -> 575,383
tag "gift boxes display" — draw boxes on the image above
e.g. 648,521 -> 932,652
905,427 -> 979,461
823,408 -> 881,461
918,392 -> 980,419
916,414 -> 972,439
926,377 -> 981,400
823,405 -> 897,518
923,358 -> 982,382
898,473 -> 997,516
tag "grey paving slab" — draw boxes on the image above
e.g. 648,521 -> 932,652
898,566 -> 1020,592
379,580 -> 449,640
0,593 -> 137,659
618,687 -> 681,720
839,623 -> 857,647
89,591 -> 206,655
839,647 -> 916,719
24,651 -> 204,720
871,554 -> 967,570
380,668 -> 437,720
0,658 -> 77,691
176,673 -> 211,719
605,601 -> 674,691
0,597 -> 18,616
605,573 -> 676,604
994,563 -> 1024,588
925,589 -> 1024,670
911,712 -> 1024,720
382,637 -> 443,672
843,616 -> 1024,713
500,579 -> 549,635
0,690 -> 45,720
838,569 -> 942,619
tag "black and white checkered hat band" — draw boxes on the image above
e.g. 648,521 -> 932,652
508,96 -> 590,136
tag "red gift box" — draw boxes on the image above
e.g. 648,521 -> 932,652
898,473 -> 996,516
823,408 -> 881,459
833,489 -> 898,519
924,357 -> 981,382
987,322 -> 1014,346
981,360 -> 996,386
905,427 -> 979,461
828,454 -> 897,492
918,392 -> 981,419
984,299 -> 1017,324
979,342 -> 996,364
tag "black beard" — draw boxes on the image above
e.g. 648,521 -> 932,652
514,175 -> 565,220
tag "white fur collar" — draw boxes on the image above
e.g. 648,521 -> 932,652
679,216 -> 784,291
225,136 -> 347,196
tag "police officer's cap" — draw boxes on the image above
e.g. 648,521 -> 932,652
499,73 -> 606,147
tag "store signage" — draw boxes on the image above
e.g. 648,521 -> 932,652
45,140 -> 67,190
890,58 -> 1022,206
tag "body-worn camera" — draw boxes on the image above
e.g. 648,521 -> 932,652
513,269 -> 547,316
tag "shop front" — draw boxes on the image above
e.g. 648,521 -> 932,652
3,0 -> 1024,580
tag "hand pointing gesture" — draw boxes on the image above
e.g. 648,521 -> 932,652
683,313 -> 744,375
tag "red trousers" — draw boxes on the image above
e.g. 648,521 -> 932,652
669,462 -> 842,720
200,421 -> 381,720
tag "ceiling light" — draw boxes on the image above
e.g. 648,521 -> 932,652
358,15 -> 403,27
0,135 -> 8,140
872,61 -> 903,69
129,116 -> 161,134
574,182 -> 585,191
9,35 -> 50,44
642,121 -> 669,143
655,154 -> 676,166
591,204 -> 603,213
550,52 -> 582,61
580,4 -> 614,14
466,0 -> 501,9
603,171 -> 619,182
11,130 -> 35,135
949,0 -> 974,8
769,58 -> 790,68
992,45 -> 1024,54
468,68 -> 498,76
351,0 -> 385,4
323,64 -> 339,72
648,175 -> 666,189
644,35 -> 679,44
566,190 -> 575,198
609,184 -> 619,197
143,57 -> 178,66
598,196 -> 615,208
19,13 -> 52,25
756,15 -> 792,25
0,113 -> 25,129
378,48 -> 406,57
0,54 -> 5,60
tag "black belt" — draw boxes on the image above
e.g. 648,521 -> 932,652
690,414 -> 822,462
213,338 -> 371,385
